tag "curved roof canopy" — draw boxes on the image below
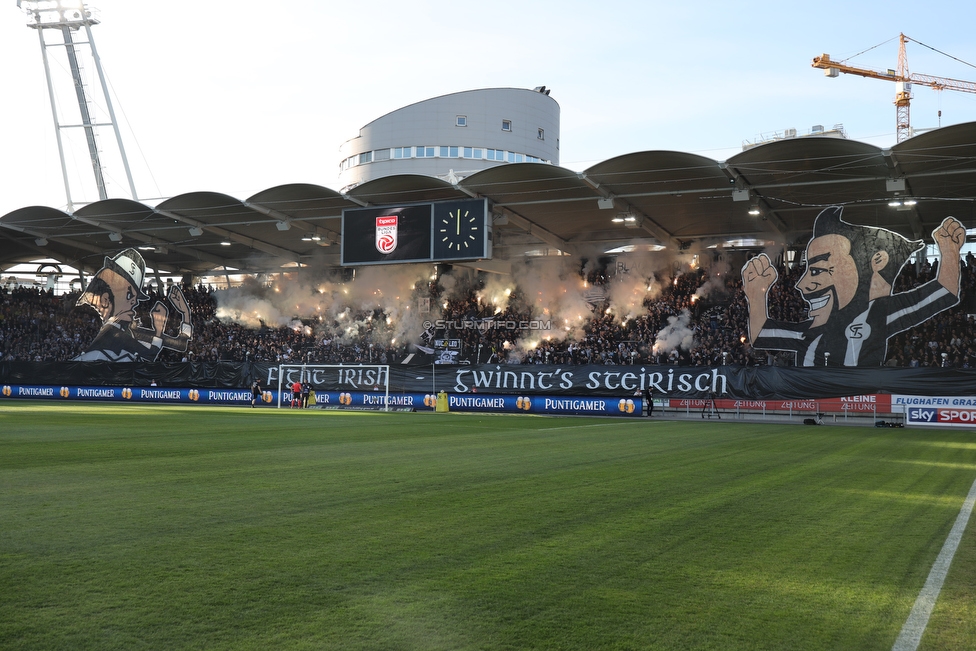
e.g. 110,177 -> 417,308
2,121 -> 975,276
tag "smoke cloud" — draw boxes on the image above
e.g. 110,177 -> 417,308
211,244 -> 712,355
652,309 -> 696,355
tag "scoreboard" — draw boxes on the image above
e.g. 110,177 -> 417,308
341,198 -> 490,266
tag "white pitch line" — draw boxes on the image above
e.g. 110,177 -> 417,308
892,473 -> 976,651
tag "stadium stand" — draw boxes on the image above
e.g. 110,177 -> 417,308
3,251 -> 975,368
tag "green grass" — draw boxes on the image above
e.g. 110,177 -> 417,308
1,403 -> 975,650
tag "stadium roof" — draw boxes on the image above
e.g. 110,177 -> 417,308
2,121 -> 975,277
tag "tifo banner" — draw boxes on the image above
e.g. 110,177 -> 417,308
73,248 -> 195,363
741,206 -> 965,367
270,364 -> 976,400
4,361 -> 976,400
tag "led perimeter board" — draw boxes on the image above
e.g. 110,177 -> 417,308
341,198 -> 489,266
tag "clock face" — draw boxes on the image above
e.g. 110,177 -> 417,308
431,198 -> 488,261
439,208 -> 479,252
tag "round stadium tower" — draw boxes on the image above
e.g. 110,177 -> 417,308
338,87 -> 560,192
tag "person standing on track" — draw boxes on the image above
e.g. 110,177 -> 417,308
251,379 -> 262,407
291,380 -> 302,408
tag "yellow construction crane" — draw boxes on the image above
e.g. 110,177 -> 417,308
813,33 -> 976,142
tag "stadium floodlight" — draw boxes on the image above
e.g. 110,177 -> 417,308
108,231 -> 122,242
275,221 -> 291,231
623,213 -> 642,229
189,226 -> 203,237
890,198 -> 918,211
35,237 -> 48,246
19,0 -> 96,28
886,178 -> 907,192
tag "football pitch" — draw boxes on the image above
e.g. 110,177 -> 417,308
1,404 -> 975,650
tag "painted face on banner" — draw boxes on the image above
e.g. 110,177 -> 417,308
84,267 -> 139,322
796,233 -> 859,327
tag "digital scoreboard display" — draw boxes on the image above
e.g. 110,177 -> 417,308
341,198 -> 489,266
340,204 -> 432,265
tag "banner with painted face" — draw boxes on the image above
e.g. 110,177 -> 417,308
74,248 -> 194,362
741,206 -> 965,367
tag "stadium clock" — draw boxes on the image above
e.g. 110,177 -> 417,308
432,199 -> 489,260
440,207 -> 478,252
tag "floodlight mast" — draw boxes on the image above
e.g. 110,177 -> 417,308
18,1 -> 138,211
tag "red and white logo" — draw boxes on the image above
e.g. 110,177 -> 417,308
375,215 -> 398,254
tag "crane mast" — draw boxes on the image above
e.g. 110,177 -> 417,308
813,33 -> 976,142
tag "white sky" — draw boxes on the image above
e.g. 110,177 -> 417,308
1,0 -> 975,220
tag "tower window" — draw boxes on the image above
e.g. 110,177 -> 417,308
456,116 -> 467,127
538,128 -> 544,140
501,119 -> 512,132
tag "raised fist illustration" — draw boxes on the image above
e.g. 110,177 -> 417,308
741,253 -> 778,306
167,285 -> 192,323
934,216 -> 965,257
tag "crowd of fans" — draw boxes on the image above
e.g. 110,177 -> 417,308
2,250 -> 976,368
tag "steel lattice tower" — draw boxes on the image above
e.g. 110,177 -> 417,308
18,0 -> 137,211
